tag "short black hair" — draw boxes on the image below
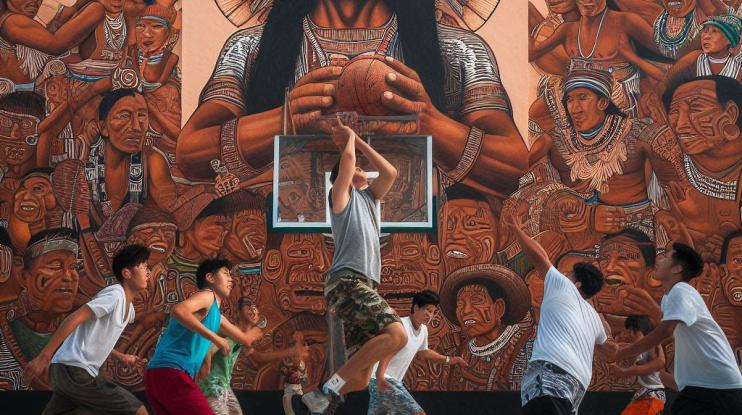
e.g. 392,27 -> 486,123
720,230 -> 742,264
671,242 -> 704,281
0,227 -> 11,248
411,290 -> 440,313
99,88 -> 139,121
625,315 -> 654,335
195,197 -> 227,222
602,229 -> 656,267
663,75 -> 742,129
0,92 -> 45,120
112,244 -> 150,283
196,258 -> 231,289
573,262 -> 604,299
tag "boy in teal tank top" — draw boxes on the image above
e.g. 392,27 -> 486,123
145,259 -> 262,415
198,297 -> 308,415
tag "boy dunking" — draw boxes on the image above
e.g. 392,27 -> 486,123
24,244 -> 151,415
611,316 -> 665,415
506,214 -> 618,414
199,297 -> 308,415
300,117 -> 407,414
368,290 -> 466,415
145,259 -> 262,415
616,243 -> 742,415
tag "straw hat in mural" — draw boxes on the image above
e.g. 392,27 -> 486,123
214,0 -> 501,31
440,263 -> 531,327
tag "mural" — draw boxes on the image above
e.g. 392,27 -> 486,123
0,0 -> 739,401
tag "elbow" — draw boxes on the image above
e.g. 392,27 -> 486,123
389,166 -> 398,180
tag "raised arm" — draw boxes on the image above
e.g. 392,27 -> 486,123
616,320 -> 678,361
330,121 -> 357,214
171,291 -> 230,354
24,305 -> 95,383
698,0 -> 731,15
623,12 -> 664,56
505,212 -> 552,276
1,3 -> 105,55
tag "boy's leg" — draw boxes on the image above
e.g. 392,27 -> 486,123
368,378 -> 424,415
144,368 -> 212,415
44,363 -> 144,415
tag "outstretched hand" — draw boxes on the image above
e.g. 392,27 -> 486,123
24,355 -> 50,385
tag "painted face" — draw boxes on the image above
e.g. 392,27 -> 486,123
576,0 -> 607,17
135,17 -> 171,54
223,209 -> 267,263
455,284 -> 504,339
380,233 -> 440,312
184,215 -> 230,258
208,266 -> 234,299
725,236 -> 742,274
239,303 -> 259,325
440,198 -> 497,274
700,25 -> 732,54
13,176 -> 55,224
565,87 -> 608,132
22,249 -> 79,314
102,95 -> 149,154
278,155 -> 317,221
123,261 -> 151,292
127,223 -> 177,266
6,0 -> 41,17
0,110 -> 39,168
668,80 -> 739,156
598,236 -> 648,289
547,0 -> 577,14
264,234 -> 331,314
99,0 -> 124,15
662,0 -> 697,17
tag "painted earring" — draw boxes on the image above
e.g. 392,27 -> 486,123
722,122 -> 739,141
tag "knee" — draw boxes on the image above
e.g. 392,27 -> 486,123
134,406 -> 149,415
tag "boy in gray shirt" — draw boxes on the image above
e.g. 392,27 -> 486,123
300,117 -> 407,415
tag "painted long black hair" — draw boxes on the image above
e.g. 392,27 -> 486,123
245,0 -> 446,115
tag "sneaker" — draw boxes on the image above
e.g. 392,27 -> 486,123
324,391 -> 342,415
301,390 -> 330,414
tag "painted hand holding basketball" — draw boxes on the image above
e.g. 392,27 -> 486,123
289,66 -> 342,133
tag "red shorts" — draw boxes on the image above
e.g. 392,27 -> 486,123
144,368 -> 212,415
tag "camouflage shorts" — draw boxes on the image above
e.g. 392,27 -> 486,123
326,270 -> 400,356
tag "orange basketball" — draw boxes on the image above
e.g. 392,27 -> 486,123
334,56 -> 399,116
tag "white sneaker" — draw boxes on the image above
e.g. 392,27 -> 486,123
301,390 -> 330,414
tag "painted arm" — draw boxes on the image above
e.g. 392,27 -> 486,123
146,98 -> 181,139
616,320 -> 678,361
616,37 -> 666,81
219,318 -> 262,348
171,291 -> 230,354
1,3 -> 105,55
330,122 -> 357,214
250,344 -> 308,365
698,0 -> 731,15
23,305 -> 95,383
529,24 -> 568,61
624,12 -> 664,56
156,53 -> 179,85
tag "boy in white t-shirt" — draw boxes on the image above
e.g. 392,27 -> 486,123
506,214 -> 618,414
25,244 -> 152,415
617,243 -> 742,414
367,290 -> 466,415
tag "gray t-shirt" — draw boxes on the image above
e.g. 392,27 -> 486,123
327,188 -> 380,284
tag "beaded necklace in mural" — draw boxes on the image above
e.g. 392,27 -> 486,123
468,324 -> 520,357
301,15 -> 399,70
104,13 -> 127,51
653,10 -> 698,58
577,8 -> 608,59
85,138 -> 144,218
683,154 -> 740,201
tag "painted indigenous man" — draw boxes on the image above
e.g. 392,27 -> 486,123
178,0 -> 527,198
529,68 -> 685,241
439,264 -> 534,391
529,0 -> 662,116
661,75 -> 742,261
0,229 -> 79,390
529,0 -> 580,76
668,15 -> 742,82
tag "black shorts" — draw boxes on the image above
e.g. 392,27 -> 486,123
669,386 -> 742,415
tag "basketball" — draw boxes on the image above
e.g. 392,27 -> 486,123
334,56 -> 400,116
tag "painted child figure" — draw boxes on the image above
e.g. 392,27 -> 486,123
281,332 -> 308,415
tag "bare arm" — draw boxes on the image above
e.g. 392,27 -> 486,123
24,305 -> 95,383
624,12 -> 663,55
595,315 -> 619,362
616,320 -> 678,361
219,318 -> 262,348
506,214 -> 552,276
698,0 -> 730,15
198,347 -> 215,380
622,345 -> 666,377
2,3 -> 105,55
355,136 -> 397,200
171,291 -> 229,353
330,123 -> 357,214
529,24 -> 569,61
418,349 -> 467,366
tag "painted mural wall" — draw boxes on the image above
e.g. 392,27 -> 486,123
0,0 -> 739,397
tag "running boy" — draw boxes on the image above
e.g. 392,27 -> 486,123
145,258 -> 262,414
24,243 -> 152,415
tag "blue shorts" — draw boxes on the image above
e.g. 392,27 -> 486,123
368,377 -> 424,415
